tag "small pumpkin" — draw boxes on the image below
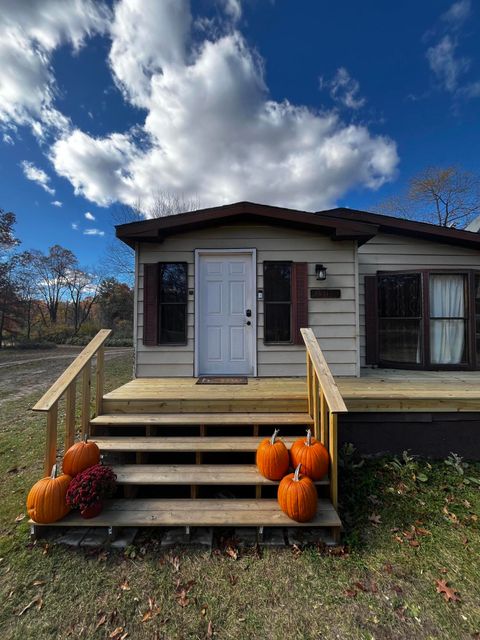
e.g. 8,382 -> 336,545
290,429 -> 329,480
278,463 -> 318,522
256,429 -> 290,480
63,435 -> 100,477
27,464 -> 71,524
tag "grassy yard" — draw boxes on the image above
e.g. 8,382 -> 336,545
0,353 -> 479,639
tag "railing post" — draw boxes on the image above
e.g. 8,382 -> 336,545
81,362 -> 91,438
320,391 -> 328,449
95,345 -> 105,418
45,402 -> 58,476
65,380 -> 76,451
306,353 -> 313,416
329,412 -> 338,510
312,376 -> 320,440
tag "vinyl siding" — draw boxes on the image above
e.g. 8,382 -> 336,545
135,224 -> 358,377
358,232 -> 480,366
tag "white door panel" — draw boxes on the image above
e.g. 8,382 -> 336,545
197,252 -> 255,375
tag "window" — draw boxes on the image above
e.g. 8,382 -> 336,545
368,270 -> 478,369
264,262 -> 292,343
378,273 -> 423,364
158,263 -> 187,344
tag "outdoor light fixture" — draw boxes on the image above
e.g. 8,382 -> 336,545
315,264 -> 327,281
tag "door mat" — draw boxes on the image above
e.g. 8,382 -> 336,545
196,376 -> 248,385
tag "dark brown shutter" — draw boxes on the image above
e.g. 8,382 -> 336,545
364,275 -> 378,364
143,263 -> 159,346
292,262 -> 309,345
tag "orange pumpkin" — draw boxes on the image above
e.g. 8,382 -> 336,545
256,429 -> 290,480
27,464 -> 71,524
290,429 -> 329,480
63,435 -> 100,477
278,463 -> 318,522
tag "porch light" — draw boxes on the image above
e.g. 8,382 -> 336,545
315,264 -> 327,281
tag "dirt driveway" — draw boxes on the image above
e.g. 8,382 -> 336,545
0,346 -> 133,406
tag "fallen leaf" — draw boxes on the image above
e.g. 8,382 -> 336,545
383,563 -> 393,574
14,514 -> 25,523
435,579 -> 460,603
291,544 -> 302,558
201,605 -> 208,617
228,574 -> 238,586
141,597 -> 161,622
95,614 -> 107,631
393,535 -> 404,544
207,620 -> 214,638
415,527 -> 431,536
225,546 -> 238,560
119,580 -> 130,591
409,540 -> 420,548
344,588 -> 357,597
175,580 -> 195,608
31,579 -> 46,587
17,594 -> 43,616
109,627 -> 124,639
369,513 -> 382,526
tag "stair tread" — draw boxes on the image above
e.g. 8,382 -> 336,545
113,464 -> 329,485
91,413 -> 313,426
94,436 -> 298,452
32,498 -> 341,528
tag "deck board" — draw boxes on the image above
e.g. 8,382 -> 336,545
32,499 -> 341,528
103,372 -> 480,413
94,436 -> 297,452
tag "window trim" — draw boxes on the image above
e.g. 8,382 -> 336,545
158,262 -> 188,346
263,261 -> 294,345
372,268 -> 479,371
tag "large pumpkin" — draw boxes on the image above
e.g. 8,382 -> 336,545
63,435 -> 100,477
27,464 -> 71,524
278,463 -> 318,522
290,429 -> 329,480
256,429 -> 290,480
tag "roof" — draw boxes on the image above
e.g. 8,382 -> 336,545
116,200 -> 480,251
115,201 -> 378,247
320,207 -> 480,251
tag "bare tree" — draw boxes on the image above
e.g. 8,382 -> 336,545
106,191 -> 201,280
31,245 -> 77,324
15,252 -> 42,340
66,267 -> 99,334
375,166 -> 480,228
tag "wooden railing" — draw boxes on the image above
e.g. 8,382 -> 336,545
301,328 -> 348,510
32,329 -> 112,475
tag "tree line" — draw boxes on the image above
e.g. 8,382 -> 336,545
0,209 -> 133,349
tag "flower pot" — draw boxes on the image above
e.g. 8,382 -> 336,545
80,501 -> 103,519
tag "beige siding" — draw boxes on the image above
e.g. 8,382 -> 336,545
358,233 -> 480,366
135,224 -> 358,377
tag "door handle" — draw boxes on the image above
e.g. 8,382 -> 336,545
245,309 -> 252,317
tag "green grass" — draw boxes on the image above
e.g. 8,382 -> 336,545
0,354 -> 479,639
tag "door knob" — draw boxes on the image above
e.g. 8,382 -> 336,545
246,320 -> 251,326
245,309 -> 252,317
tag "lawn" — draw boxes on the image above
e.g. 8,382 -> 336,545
0,352 -> 479,640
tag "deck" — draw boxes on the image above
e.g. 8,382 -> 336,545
104,369 -> 480,413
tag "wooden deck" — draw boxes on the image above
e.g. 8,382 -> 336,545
104,370 -> 480,413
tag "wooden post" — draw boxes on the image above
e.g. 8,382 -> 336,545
312,376 -> 320,441
45,402 -> 58,476
329,412 -> 338,510
81,362 -> 91,438
95,345 -> 104,418
320,391 -> 328,448
306,354 -> 313,416
65,380 -> 76,451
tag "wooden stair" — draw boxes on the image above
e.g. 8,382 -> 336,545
91,413 -> 314,427
93,436 -> 297,452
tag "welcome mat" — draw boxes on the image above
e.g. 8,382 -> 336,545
196,376 -> 248,385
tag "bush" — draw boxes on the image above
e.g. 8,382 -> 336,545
13,340 -> 57,350
106,337 -> 133,347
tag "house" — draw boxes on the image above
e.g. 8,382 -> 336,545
115,201 -> 480,378
30,201 -> 480,540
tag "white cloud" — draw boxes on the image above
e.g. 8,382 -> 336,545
441,0 -> 471,28
84,211 -> 95,220
51,200 -> 63,207
0,0 -> 110,137
21,160 -> 55,195
83,228 -> 105,236
50,0 -> 397,212
2,133 -> 14,145
320,67 -> 366,110
71,222 -> 79,230
222,0 -> 242,23
426,35 -> 469,92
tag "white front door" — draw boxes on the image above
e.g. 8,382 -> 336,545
196,251 -> 256,376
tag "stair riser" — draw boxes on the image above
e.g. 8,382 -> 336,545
102,398 -> 308,414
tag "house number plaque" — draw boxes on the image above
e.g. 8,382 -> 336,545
310,289 -> 341,299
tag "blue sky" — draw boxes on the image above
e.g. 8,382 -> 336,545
1,0 -> 479,268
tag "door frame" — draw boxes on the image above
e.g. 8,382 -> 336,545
194,248 -> 257,377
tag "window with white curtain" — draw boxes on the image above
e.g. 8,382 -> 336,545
372,271 -> 479,370
429,274 -> 466,365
